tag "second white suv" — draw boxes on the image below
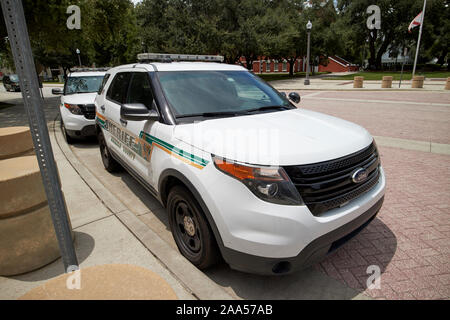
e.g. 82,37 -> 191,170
95,54 -> 385,275
53,69 -> 107,143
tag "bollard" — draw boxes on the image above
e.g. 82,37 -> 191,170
411,75 -> 425,88
381,76 -> 393,88
0,127 -> 73,276
445,77 -> 450,90
353,76 -> 364,88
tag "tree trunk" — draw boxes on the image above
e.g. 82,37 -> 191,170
244,56 -> 253,71
368,30 -> 377,70
288,58 -> 296,76
375,36 -> 391,71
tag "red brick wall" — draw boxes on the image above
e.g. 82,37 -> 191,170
319,58 -> 359,72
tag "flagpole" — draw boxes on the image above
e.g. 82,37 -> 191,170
412,0 -> 427,78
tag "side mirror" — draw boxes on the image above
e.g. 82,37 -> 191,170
121,103 -> 159,122
52,88 -> 63,95
288,92 -> 301,104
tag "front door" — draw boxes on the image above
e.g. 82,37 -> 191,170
120,71 -> 158,181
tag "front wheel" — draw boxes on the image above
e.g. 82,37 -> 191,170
167,185 -> 220,269
98,130 -> 121,173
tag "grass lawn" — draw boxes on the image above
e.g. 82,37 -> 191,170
323,71 -> 450,81
259,72 -> 330,82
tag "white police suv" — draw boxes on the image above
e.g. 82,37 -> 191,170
53,69 -> 107,143
95,54 -> 385,275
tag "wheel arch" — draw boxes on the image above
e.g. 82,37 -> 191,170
158,169 -> 225,249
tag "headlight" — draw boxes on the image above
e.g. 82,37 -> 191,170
64,103 -> 83,115
212,155 -> 303,206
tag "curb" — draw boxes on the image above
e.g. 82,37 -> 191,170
51,119 -> 234,300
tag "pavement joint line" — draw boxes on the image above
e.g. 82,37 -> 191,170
300,96 -> 450,107
301,91 -> 324,98
275,88 -> 450,92
374,135 -> 450,156
51,117 -> 234,300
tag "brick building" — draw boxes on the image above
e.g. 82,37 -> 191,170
318,55 -> 359,72
239,57 -> 305,73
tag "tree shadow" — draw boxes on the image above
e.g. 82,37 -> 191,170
8,231 -> 95,282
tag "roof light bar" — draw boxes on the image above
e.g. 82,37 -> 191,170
137,53 -> 224,63
71,67 -> 110,72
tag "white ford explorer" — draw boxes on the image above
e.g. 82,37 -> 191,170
95,54 -> 385,275
53,69 -> 107,143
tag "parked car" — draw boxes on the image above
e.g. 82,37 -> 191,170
52,68 -> 108,143
3,74 -> 21,92
95,54 -> 385,275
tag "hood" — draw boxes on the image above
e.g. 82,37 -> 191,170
173,109 -> 373,166
63,92 -> 97,105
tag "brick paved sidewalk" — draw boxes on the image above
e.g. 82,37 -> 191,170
316,146 -> 450,299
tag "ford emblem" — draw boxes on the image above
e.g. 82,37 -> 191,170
352,168 -> 368,183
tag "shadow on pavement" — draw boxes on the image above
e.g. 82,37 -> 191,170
110,168 -> 397,299
9,231 -> 95,282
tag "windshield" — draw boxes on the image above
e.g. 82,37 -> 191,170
9,75 -> 19,82
65,75 -> 104,94
157,71 -> 291,118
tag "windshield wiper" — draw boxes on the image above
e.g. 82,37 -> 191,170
176,106 -> 292,119
243,105 -> 292,113
176,111 -> 242,118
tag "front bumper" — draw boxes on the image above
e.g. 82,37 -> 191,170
60,106 -> 96,137
221,196 -> 384,275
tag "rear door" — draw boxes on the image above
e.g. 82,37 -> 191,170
103,71 -> 132,157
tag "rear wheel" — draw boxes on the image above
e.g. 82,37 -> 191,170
167,185 -> 219,269
98,130 -> 121,173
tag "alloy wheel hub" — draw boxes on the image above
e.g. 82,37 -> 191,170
183,216 -> 196,237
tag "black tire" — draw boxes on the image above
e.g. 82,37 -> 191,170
61,121 -> 75,145
167,185 -> 220,269
98,130 -> 121,173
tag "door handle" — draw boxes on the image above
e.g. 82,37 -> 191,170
120,118 -> 128,126
100,105 -> 105,112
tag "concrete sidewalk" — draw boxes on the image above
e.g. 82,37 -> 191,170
271,78 -> 448,91
0,119 -> 233,300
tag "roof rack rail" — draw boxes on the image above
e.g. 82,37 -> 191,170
137,53 -> 224,63
71,67 -> 110,72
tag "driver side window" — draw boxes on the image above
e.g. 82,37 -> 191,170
127,72 -> 154,109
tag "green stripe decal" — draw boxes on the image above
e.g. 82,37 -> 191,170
140,132 -> 209,167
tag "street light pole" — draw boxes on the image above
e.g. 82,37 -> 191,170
76,48 -> 81,67
304,20 -> 312,85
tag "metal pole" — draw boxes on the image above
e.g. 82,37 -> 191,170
399,47 -> 408,88
1,0 -> 78,272
304,31 -> 311,85
77,54 -> 81,67
412,0 -> 427,78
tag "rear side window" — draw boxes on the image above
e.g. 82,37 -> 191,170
106,72 -> 132,104
127,72 -> 154,109
98,74 -> 111,95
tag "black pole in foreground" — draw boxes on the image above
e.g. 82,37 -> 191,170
1,0 -> 78,271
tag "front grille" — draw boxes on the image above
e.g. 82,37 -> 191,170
284,142 -> 380,216
79,104 -> 95,120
